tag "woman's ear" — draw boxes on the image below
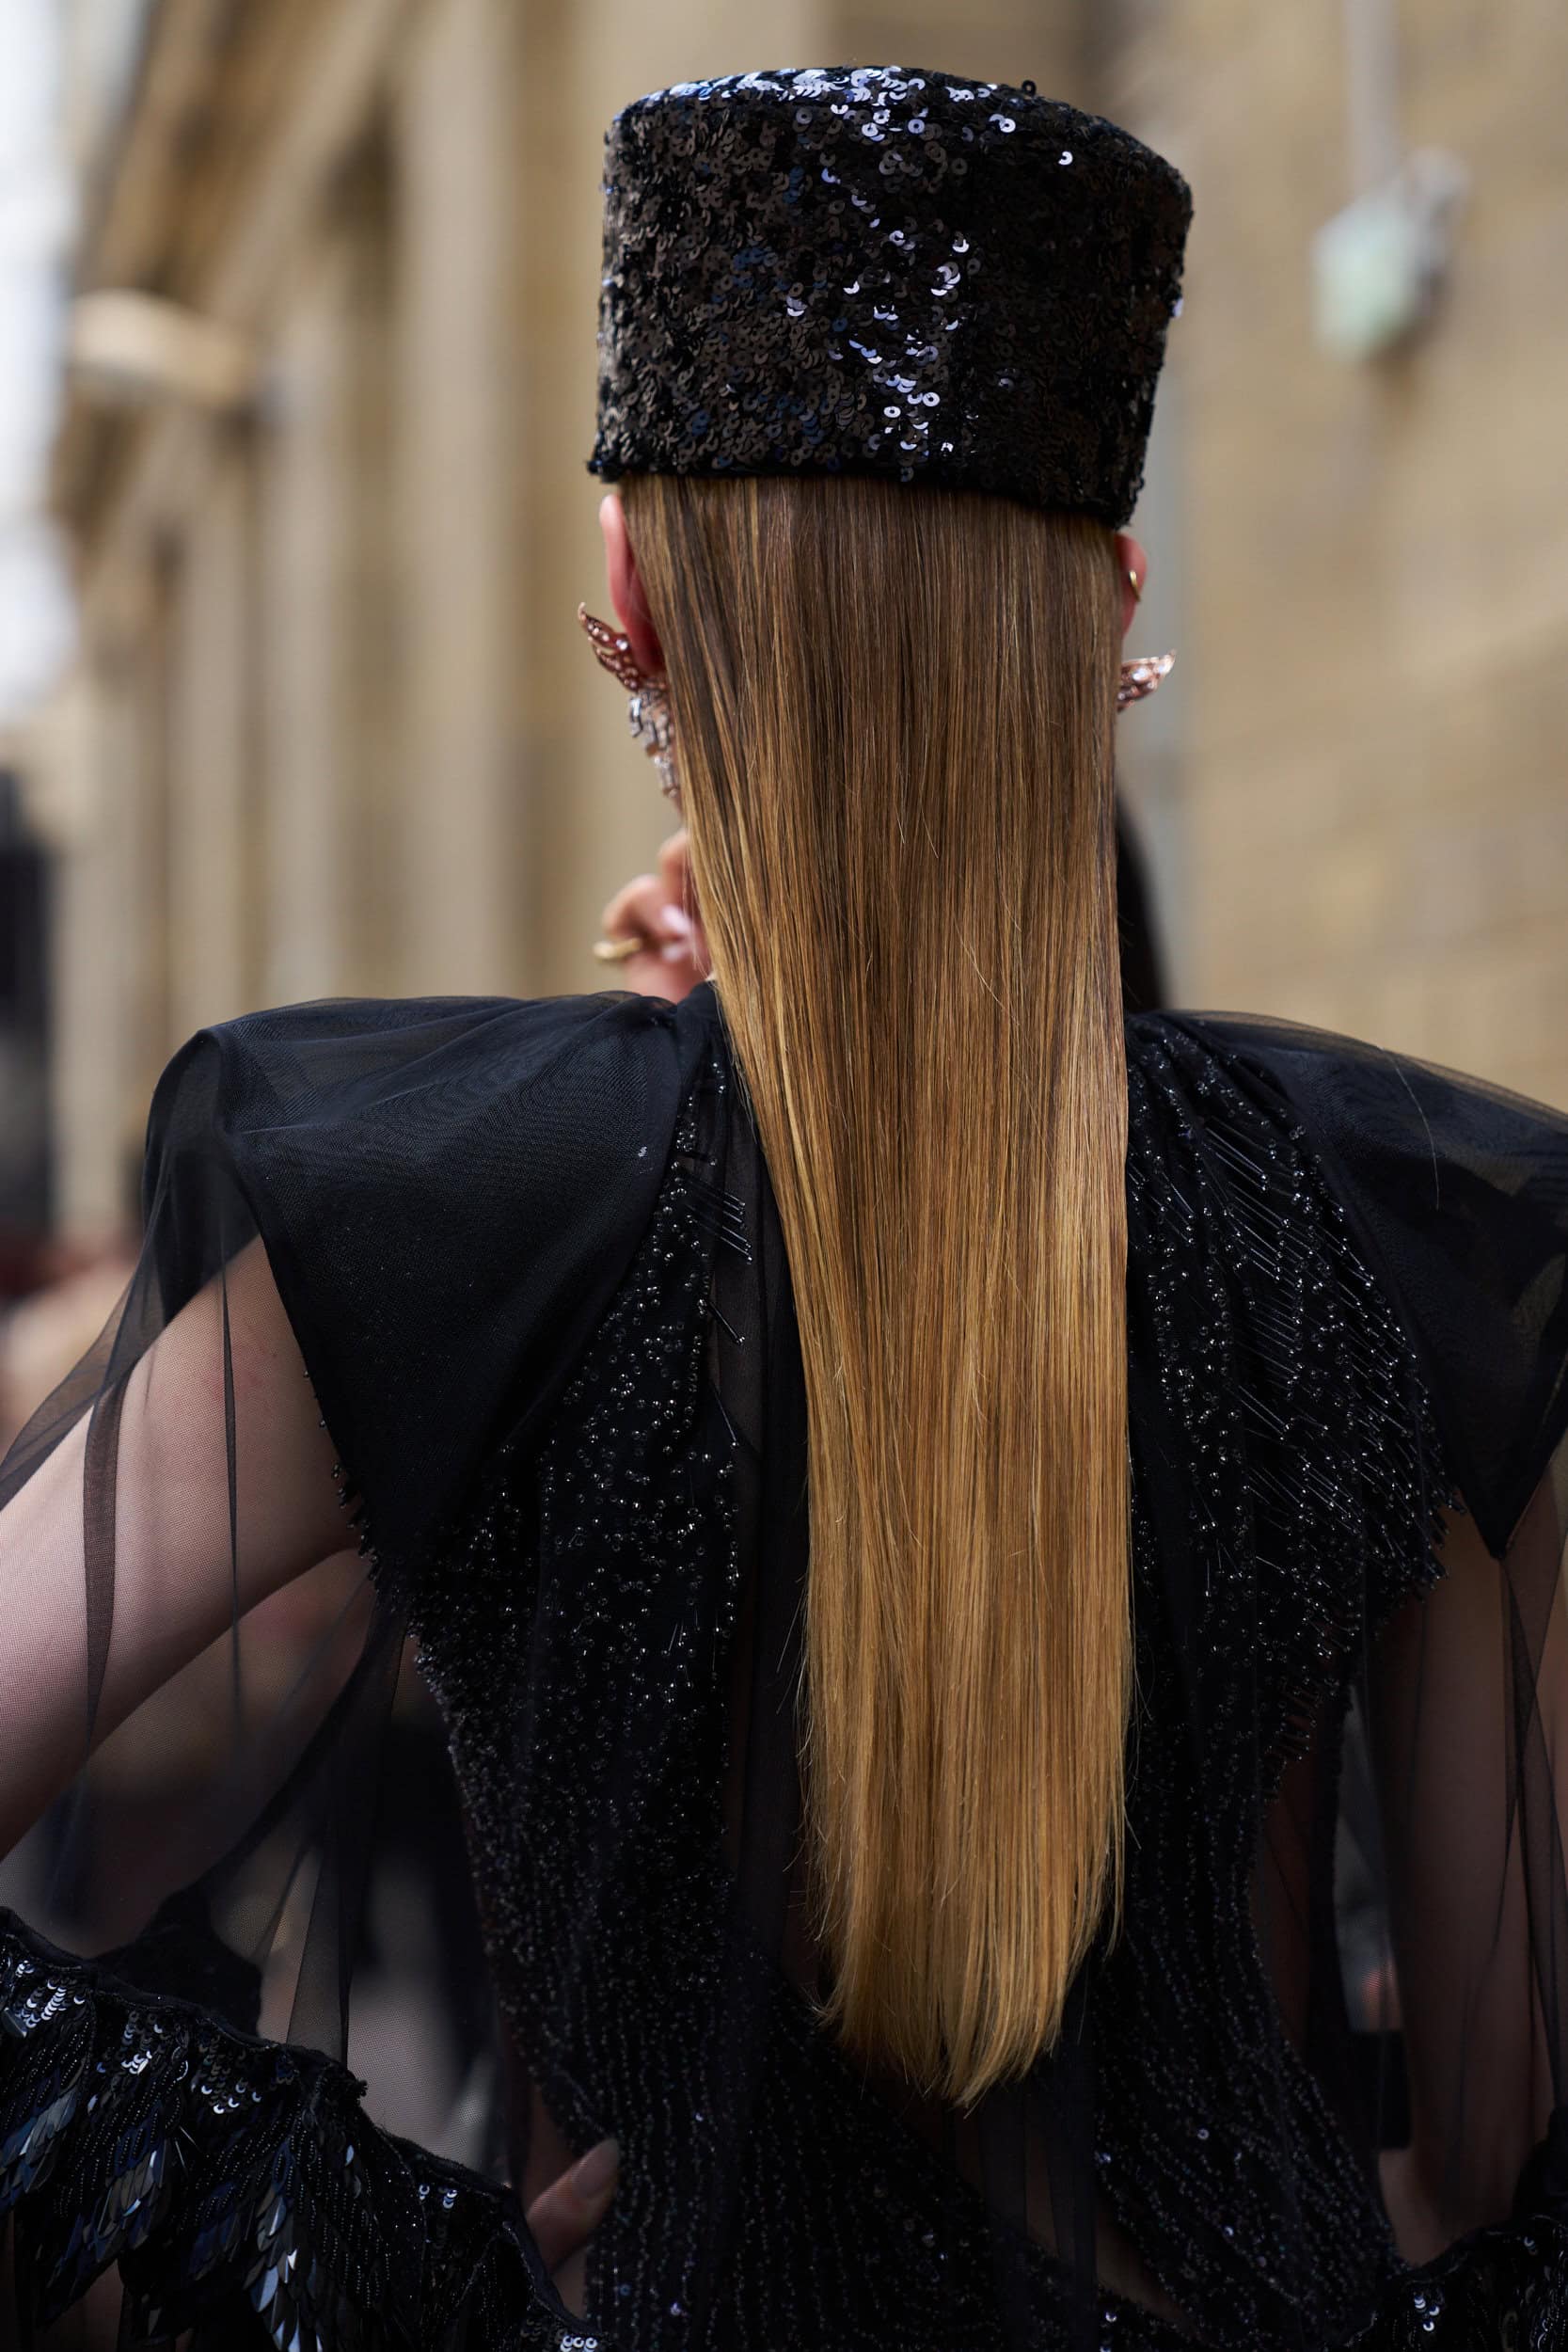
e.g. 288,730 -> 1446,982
599,492 -> 666,676
1114,530 -> 1149,639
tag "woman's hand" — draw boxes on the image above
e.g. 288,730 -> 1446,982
598,830 -> 709,1003
524,2136 -> 618,2316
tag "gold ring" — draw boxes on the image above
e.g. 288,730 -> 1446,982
1127,566 -> 1143,603
592,934 -> 644,963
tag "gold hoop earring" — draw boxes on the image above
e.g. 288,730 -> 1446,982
578,605 -> 680,803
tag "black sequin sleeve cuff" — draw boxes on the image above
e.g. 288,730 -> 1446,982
0,1908 -> 606,2350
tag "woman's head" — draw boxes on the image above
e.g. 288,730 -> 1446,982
610,470 -> 1134,2106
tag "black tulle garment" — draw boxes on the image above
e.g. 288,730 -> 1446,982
2,980 -> 1567,2350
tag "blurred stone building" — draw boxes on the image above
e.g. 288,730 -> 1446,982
18,0 -> 1568,1242
1114,0 -> 1568,1114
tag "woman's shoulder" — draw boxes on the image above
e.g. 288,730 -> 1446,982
1132,1006 -> 1567,1136
149,983 -> 728,1220
163,982 -> 699,1112
1128,1008 -> 1568,1212
1130,1009 -> 1568,1557
142,985 -> 727,1557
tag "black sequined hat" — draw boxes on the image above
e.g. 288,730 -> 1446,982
588,66 -> 1192,529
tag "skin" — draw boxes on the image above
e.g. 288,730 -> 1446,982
0,1248 -> 617,2301
594,491 -> 1150,993
0,492 -> 1144,2312
523,2137 -> 618,2298
0,496 -> 1529,2289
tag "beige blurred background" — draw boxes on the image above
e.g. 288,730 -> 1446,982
0,0 -> 1560,2276
1,0 -> 1565,1285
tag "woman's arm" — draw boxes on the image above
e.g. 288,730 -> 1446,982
0,1236 -> 347,1854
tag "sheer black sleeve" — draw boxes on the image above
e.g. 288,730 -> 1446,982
0,987 -> 691,2350
1182,1014 -> 1568,2344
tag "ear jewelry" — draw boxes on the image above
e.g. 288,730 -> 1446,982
1116,564 -> 1173,709
1117,651 -> 1175,711
578,605 -> 679,801
580,602 -> 685,967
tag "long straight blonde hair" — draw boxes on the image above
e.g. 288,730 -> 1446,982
623,469 -> 1130,2108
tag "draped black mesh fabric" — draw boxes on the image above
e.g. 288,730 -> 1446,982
0,981 -> 1565,2349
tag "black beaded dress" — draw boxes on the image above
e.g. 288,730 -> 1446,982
1,977 -> 1567,2352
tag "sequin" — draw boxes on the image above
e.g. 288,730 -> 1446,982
375,1007 -> 1538,2349
3,995 -> 1564,2349
587,68 -> 1192,528
0,1924 -> 580,2345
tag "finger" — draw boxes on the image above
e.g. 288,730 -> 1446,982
655,838 -> 696,928
604,874 -> 690,954
655,829 -> 690,898
599,873 -> 661,942
656,832 -> 705,954
552,2246 -> 590,2320
524,2137 -> 619,2274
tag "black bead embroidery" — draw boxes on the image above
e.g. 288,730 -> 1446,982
388,1010 -> 1517,2351
4,1006 -> 1562,2350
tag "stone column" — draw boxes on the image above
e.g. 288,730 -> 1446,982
166,441 -> 256,1043
1148,0 -> 1568,1106
26,596 -> 161,1238
258,154 -> 397,1013
389,0 -> 521,997
259,246 -> 355,1011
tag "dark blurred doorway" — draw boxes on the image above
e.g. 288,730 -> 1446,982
0,770 -> 51,1298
